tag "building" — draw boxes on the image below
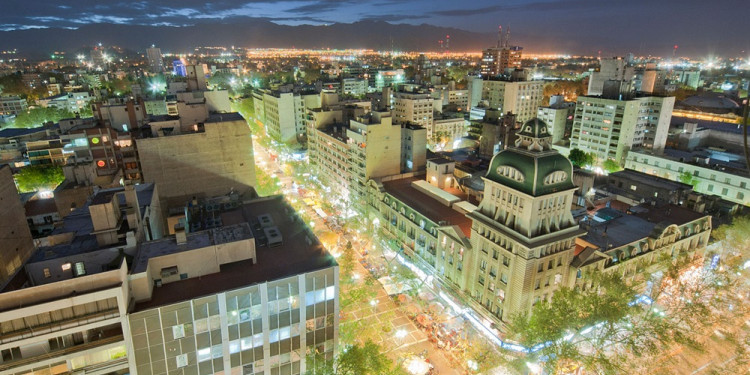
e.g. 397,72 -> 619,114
480,47 -> 523,77
39,92 -> 91,114
401,124 -> 427,173
137,113 -> 257,206
601,168 -> 694,206
146,47 -> 165,73
393,89 -> 434,128
570,95 -> 675,164
0,96 -> 28,116
481,78 -> 544,123
254,90 -> 308,144
625,148 -> 750,206
480,26 -> 522,77
587,57 -> 635,96
308,111 -> 404,207
0,166 -> 35,284
173,59 -> 187,77
363,118 -> 713,331
430,113 -> 466,151
341,78 -> 366,97
475,110 -> 519,160
0,189 -> 338,375
536,96 -> 574,144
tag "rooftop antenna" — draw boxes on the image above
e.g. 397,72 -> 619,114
503,25 -> 511,48
497,26 -> 502,48
445,35 -> 450,53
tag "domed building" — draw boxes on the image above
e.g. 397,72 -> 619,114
467,118 -> 585,322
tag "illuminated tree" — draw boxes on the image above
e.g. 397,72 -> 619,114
568,148 -> 594,168
602,159 -> 622,173
15,165 -> 65,193
306,340 -> 406,375
679,171 -> 699,188
12,107 -> 75,129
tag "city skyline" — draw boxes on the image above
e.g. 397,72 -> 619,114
0,0 -> 747,57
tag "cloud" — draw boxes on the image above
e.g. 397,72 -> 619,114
360,14 -> 428,22
286,1 -> 352,15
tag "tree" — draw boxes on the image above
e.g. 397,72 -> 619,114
602,159 -> 622,173
306,340 -> 406,375
15,165 -> 65,192
10,106 -> 75,129
504,246 -> 750,375
568,148 -> 594,168
340,241 -> 355,280
679,171 -> 699,188
301,68 -> 322,84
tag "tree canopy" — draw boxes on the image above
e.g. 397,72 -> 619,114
602,159 -> 622,173
306,340 -> 405,375
11,107 -> 75,129
15,165 -> 65,193
568,148 -> 595,168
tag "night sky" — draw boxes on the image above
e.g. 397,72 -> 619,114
1,0 -> 746,56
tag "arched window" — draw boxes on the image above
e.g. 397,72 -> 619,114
496,165 -> 525,182
543,170 -> 568,185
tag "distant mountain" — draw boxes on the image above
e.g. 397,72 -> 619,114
0,20 -> 497,57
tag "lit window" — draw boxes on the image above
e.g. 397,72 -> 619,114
61,263 -> 71,271
74,262 -> 86,276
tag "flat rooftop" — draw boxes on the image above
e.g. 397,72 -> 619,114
608,169 -> 692,190
132,223 -> 254,273
581,204 -> 705,250
382,177 -> 472,237
134,195 -> 336,311
206,112 -> 245,123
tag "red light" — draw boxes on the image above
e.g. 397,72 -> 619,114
97,160 -> 106,168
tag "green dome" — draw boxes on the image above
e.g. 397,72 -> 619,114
485,118 -> 574,196
517,118 -> 552,139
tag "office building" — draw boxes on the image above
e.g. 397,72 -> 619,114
570,95 -> 675,164
173,59 -> 187,77
253,90 -> 311,144
146,47 -> 165,73
0,187 -> 338,375
481,78 -> 544,123
137,113 -> 257,206
475,110 -> 519,159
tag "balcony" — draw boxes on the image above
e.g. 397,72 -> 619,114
0,328 -> 124,373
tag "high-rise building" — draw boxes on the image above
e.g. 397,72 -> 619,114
253,90 -> 308,144
481,78 -> 544,123
146,46 -> 165,73
0,166 -> 35,284
480,26 -> 522,77
570,95 -> 675,164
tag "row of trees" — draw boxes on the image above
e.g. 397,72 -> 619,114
503,216 -> 750,374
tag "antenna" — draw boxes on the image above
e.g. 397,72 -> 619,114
504,25 -> 511,48
445,35 -> 450,53
497,26 -> 502,48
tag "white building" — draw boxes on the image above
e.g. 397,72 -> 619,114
481,79 -> 544,123
393,90 -> 434,128
146,47 -> 164,73
0,96 -> 28,116
570,95 -> 675,164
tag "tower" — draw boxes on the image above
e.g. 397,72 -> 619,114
467,118 -> 585,322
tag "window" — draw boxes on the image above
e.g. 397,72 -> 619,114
534,280 -> 540,290
176,354 -> 188,368
537,263 -> 543,272
500,273 -> 508,284
503,256 -> 510,267
480,260 -> 487,271
172,324 -> 185,339
43,268 -> 51,278
74,262 -> 86,276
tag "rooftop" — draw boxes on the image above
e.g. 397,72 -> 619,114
608,169 -> 693,190
134,195 -> 336,311
580,204 -> 705,250
0,126 -> 50,139
132,223 -> 254,273
382,177 -> 472,237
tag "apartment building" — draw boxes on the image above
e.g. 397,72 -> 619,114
393,90 -> 434,128
0,96 -> 28,116
570,95 -> 675,164
481,79 -> 544,123
0,166 -> 35,285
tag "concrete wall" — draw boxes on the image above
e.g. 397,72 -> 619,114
0,166 -> 35,284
